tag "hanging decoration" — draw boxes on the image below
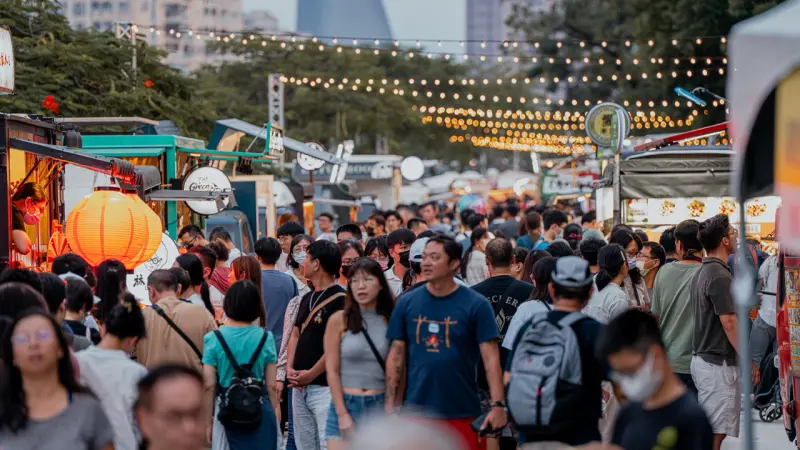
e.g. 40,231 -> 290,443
65,188 -> 156,268
123,191 -> 163,269
46,221 -> 70,272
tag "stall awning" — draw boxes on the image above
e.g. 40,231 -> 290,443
208,119 -> 343,164
9,138 -> 137,184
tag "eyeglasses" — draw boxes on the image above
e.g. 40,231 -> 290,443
11,328 -> 54,346
371,255 -> 390,264
351,275 -> 378,286
179,236 -> 198,249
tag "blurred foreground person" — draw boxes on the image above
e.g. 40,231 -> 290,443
349,414 -> 463,450
135,364 -> 207,450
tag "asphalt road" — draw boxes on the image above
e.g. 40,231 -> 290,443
723,411 -> 795,450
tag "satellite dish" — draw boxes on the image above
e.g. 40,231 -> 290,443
401,156 -> 425,181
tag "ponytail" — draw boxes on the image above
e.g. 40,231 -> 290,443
595,269 -> 613,292
199,281 -> 214,317
105,293 -> 146,339
95,259 -> 128,324
596,244 -> 626,293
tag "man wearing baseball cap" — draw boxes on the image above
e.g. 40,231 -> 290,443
513,256 -> 611,449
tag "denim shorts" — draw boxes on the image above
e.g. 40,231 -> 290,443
325,392 -> 385,440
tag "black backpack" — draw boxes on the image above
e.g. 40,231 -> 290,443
215,329 -> 268,431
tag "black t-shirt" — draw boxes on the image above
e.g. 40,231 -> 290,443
11,205 -> 25,231
293,285 -> 346,386
519,310 -> 608,446
612,391 -> 713,450
63,320 -> 102,345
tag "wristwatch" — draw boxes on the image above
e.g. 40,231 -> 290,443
490,400 -> 506,408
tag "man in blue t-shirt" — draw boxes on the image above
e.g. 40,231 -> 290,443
386,235 -> 506,450
255,237 -> 298,354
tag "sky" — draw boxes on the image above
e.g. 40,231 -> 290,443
244,0 -> 466,51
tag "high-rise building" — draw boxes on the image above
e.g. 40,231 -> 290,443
296,0 -> 392,40
467,0 -> 556,57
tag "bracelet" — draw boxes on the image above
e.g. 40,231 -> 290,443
490,400 -> 506,408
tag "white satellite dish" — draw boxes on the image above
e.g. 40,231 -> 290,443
400,156 -> 425,181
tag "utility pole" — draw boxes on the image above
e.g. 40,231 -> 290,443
114,22 -> 137,90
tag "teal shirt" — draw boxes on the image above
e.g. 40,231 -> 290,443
202,325 -> 277,388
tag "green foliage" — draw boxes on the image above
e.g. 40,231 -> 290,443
0,0 -> 216,138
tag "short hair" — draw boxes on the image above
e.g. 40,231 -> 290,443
136,364 -> 203,410
507,204 -> 520,217
168,267 -> 192,294
524,211 -> 542,233
338,239 -> 365,260
596,309 -> 664,362
407,218 -> 426,231
386,228 -> 416,249
384,210 -> 402,224
277,221 -> 305,238
543,210 -> 569,231
492,205 -> 504,219
223,280 -> 264,323
581,210 -> 597,225
485,238 -> 514,268
426,236 -> 462,262
643,242 -> 666,267
365,236 -> 390,259
370,215 -> 386,228
546,240 -> 574,259
674,220 -> 702,254
254,237 -> 283,265
513,247 -> 530,266
421,201 -> 438,212
178,224 -> 204,239
319,212 -> 334,221
147,269 -> 178,293
698,214 -> 731,252
0,268 -> 43,293
38,272 -> 67,314
579,238 -> 605,266
417,230 -> 438,239
51,253 -> 90,278
659,227 -> 676,254
465,213 -> 486,230
65,277 -> 94,313
336,223 -> 362,239
207,241 -> 229,263
307,240 -> 342,276
288,234 -> 315,268
208,226 -> 232,243
12,182 -> 46,202
634,229 -> 649,244
188,245 -> 217,269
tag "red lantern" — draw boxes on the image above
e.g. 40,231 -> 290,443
66,188 -> 152,267
124,191 -> 163,268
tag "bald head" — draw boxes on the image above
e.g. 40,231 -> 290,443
485,238 -> 514,268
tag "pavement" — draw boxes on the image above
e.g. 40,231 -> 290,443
723,411 -> 795,450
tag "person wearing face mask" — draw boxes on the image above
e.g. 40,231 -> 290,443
637,242 -> 665,300
597,310 -> 713,450
337,239 -> 365,289
461,227 -> 491,286
609,230 -> 650,310
384,228 -> 416,296
10,182 -> 47,255
365,236 -> 392,272
366,215 -> 387,238
533,210 -> 569,251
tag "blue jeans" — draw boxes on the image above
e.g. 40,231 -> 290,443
286,388 -> 297,450
292,385 -> 332,450
325,393 -> 385,440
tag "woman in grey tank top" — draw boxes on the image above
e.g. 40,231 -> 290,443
324,258 -> 395,450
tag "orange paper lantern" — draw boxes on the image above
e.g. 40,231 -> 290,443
124,192 -> 163,268
66,188 -> 150,268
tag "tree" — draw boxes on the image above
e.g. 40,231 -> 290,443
0,0 -> 216,139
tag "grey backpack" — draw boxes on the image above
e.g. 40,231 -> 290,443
506,311 -> 586,437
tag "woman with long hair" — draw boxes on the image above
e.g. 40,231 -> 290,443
324,258 -> 394,450
0,308 -> 114,449
209,241 -> 232,295
95,258 -> 127,325
583,244 -> 630,324
229,256 -> 267,327
203,280 -> 279,450
365,237 -> 392,272
521,249 -> 551,285
175,253 -> 217,319
461,227 -> 490,286
76,293 -> 148,450
337,240 -> 364,290
609,230 -> 649,309
501,257 -> 555,351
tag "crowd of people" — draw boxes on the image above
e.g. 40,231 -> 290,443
0,199 -> 777,450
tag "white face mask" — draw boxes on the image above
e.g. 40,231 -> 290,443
635,259 -> 654,276
627,256 -> 637,270
614,352 -> 663,402
293,250 -> 307,265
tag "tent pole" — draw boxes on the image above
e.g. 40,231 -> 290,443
734,197 -> 755,450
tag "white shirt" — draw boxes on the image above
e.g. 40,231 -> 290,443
583,282 -> 629,324
759,255 -> 779,327
385,267 -> 404,297
285,268 -> 311,299
465,250 -> 489,286
502,300 -> 551,351
225,247 -> 242,266
76,346 -> 148,450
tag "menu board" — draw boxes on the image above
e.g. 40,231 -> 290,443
624,196 -> 781,226
785,267 -> 800,372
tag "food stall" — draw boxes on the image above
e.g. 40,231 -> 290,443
728,1 -> 800,447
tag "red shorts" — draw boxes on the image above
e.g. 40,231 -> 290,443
426,417 -> 487,450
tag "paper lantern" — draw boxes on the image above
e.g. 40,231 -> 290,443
66,188 -> 150,268
124,192 -> 163,268
46,221 -> 70,272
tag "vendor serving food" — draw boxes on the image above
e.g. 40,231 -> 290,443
11,182 -> 46,255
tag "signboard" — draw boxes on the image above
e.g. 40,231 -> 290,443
329,140 -> 354,184
293,160 -> 393,181
126,233 -> 180,304
265,122 -> 284,157
623,196 -> 781,226
586,103 -> 630,148
182,166 -> 232,215
541,169 -> 598,197
776,69 -> 800,253
0,29 -> 14,94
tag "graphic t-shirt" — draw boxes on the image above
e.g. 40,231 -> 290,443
293,285 -> 346,386
612,392 -> 713,450
386,285 -> 499,419
471,275 -> 534,341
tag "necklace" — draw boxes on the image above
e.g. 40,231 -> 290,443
309,283 -> 335,310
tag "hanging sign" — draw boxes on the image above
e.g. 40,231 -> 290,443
0,29 -> 13,94
265,122 -> 285,157
586,103 -> 630,148
126,232 -> 180,305
182,166 -> 232,215
297,141 -> 326,171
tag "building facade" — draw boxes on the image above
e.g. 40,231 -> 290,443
296,0 -> 392,40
